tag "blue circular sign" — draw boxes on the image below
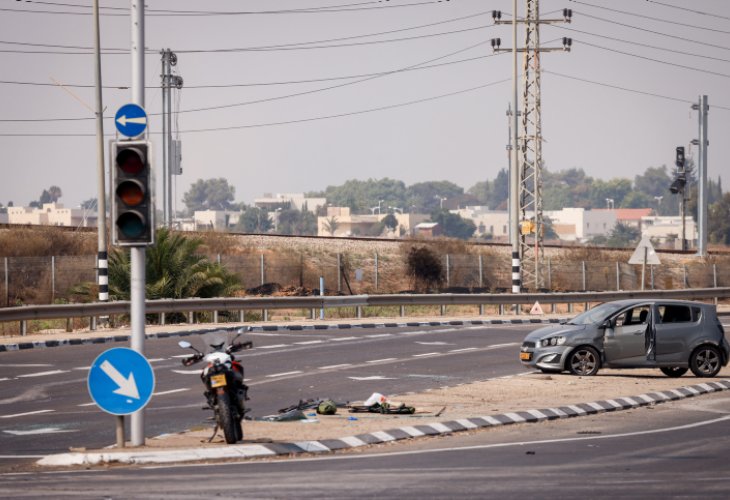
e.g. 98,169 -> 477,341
88,347 -> 155,415
115,103 -> 148,138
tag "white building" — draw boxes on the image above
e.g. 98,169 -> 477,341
254,193 -> 326,214
450,207 -> 509,239
641,215 -> 697,246
193,210 -> 241,231
6,203 -> 97,228
544,207 -> 616,242
317,207 -> 428,237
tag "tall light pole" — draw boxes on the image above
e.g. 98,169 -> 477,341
654,196 -> 663,215
605,198 -> 614,210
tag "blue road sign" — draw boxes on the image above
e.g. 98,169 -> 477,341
88,347 -> 155,416
115,103 -> 148,138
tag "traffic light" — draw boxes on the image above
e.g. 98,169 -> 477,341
669,146 -> 686,195
111,140 -> 154,246
675,146 -> 685,170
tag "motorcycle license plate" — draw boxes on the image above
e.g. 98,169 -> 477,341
520,352 -> 532,361
210,374 -> 227,388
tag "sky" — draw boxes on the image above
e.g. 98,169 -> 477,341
1,0 -> 729,213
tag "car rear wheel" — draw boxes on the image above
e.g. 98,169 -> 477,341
567,346 -> 600,376
689,345 -> 722,378
660,367 -> 688,378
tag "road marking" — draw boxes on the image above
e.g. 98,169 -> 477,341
171,369 -> 202,375
294,340 -> 323,345
365,334 -> 392,338
412,352 -> 440,357
366,358 -> 398,363
448,347 -> 479,353
78,402 -> 97,407
258,344 -> 289,349
415,341 -> 452,346
265,371 -> 303,378
0,409 -> 55,419
0,363 -> 52,368
147,358 -> 167,363
3,427 -> 77,436
318,364 -> 352,370
349,375 -> 396,381
331,336 -> 357,342
153,388 -> 189,396
17,370 -> 70,378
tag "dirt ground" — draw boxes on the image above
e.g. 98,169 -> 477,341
129,366 -> 730,450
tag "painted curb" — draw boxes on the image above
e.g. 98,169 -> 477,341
0,319 -> 562,352
37,378 -> 730,467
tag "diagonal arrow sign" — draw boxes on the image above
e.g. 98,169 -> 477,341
116,115 -> 147,127
100,360 -> 140,399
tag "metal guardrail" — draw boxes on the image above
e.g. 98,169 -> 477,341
1,287 -> 729,335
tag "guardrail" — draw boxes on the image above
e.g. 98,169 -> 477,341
2,287 -> 729,336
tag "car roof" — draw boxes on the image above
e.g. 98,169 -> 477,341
601,298 -> 710,308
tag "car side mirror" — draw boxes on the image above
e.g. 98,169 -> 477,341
599,319 -> 612,330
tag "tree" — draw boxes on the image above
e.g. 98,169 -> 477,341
235,207 -> 273,233
322,216 -> 339,236
81,198 -> 97,210
406,180 -> 463,213
382,213 -> 398,231
405,246 -> 443,292
605,222 -> 641,248
708,193 -> 730,245
323,178 -> 407,214
182,178 -> 235,213
275,209 -> 317,236
102,228 -> 241,301
430,209 -> 476,239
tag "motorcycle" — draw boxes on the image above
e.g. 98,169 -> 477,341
178,330 -> 253,444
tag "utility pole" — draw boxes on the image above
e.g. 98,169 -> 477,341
92,0 -> 108,312
160,49 -> 183,227
492,2 -> 572,291
692,95 -> 709,257
130,0 -> 146,447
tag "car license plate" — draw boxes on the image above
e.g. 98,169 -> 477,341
519,352 -> 532,361
210,374 -> 227,388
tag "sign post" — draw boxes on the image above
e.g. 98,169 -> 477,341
88,347 -> 155,448
628,236 -> 661,290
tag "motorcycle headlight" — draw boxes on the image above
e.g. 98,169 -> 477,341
540,336 -> 566,347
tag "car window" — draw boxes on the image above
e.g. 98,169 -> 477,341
657,305 -> 693,323
691,306 -> 702,322
568,302 -> 625,325
614,306 -> 650,327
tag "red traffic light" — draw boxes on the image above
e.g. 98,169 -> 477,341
116,147 -> 146,175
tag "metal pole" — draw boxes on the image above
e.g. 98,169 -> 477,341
616,262 -> 620,291
51,256 -> 56,303
319,276 -> 325,320
697,95 -> 709,256
510,0 -> 521,298
166,56 -> 174,227
92,0 -> 109,318
337,253 -> 342,293
446,254 -> 450,288
130,0 -> 146,448
374,252 -> 379,291
4,257 -> 8,307
478,254 -> 483,288
161,50 -> 168,226
260,254 -> 265,285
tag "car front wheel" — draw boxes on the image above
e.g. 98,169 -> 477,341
567,346 -> 600,376
660,366 -> 688,378
689,345 -> 722,378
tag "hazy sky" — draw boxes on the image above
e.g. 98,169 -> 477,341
2,0 -> 729,212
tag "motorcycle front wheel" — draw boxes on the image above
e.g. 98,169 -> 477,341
216,392 -> 239,444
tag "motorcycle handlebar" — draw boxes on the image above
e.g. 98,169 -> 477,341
228,341 -> 253,353
181,353 -> 203,366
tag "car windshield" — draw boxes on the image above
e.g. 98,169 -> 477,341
567,302 -> 626,325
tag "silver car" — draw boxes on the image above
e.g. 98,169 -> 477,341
520,299 -> 729,377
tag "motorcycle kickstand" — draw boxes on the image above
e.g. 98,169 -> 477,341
207,423 -> 220,443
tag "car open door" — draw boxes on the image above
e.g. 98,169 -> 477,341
645,306 -> 656,361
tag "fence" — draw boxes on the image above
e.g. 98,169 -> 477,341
1,253 -> 729,307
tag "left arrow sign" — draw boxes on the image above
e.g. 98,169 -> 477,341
116,115 -> 147,127
100,359 -> 140,399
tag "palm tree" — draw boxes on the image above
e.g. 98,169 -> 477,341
322,216 -> 339,236
108,228 -> 241,300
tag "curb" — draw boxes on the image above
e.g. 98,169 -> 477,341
0,318 -> 562,352
37,378 -> 730,467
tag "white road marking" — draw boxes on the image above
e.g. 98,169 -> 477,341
448,347 -> 479,353
266,371 -> 303,378
365,334 -> 392,338
331,336 -> 357,342
294,340 -> 323,345
318,364 -> 352,370
415,341 -> 452,346
153,388 -> 190,396
72,366 -> 91,371
78,402 -> 97,407
147,358 -> 167,363
348,376 -> 396,381
171,369 -> 202,375
0,409 -> 55,419
4,427 -> 76,436
17,370 -> 69,378
258,344 -> 289,349
366,358 -> 398,363
0,364 -> 52,368
412,352 -> 440,357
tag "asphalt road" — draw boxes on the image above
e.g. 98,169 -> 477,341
1,392 -> 728,499
0,323 -> 530,467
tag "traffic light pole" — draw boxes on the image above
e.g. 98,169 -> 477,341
130,0 -> 146,447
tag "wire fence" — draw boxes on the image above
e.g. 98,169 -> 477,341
1,253 -> 729,307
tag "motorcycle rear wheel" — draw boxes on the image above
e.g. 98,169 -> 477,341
217,392 -> 239,444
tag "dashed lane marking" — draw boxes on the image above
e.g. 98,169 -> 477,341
0,409 -> 55,419
17,370 -> 70,378
266,371 -> 303,378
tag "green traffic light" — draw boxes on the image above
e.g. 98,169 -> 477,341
117,211 -> 146,238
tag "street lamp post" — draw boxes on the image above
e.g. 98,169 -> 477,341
605,198 -> 614,210
653,196 -> 663,215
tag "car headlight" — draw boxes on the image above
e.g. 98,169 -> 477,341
540,336 -> 566,347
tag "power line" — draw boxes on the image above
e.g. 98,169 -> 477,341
643,0 -> 730,22
578,39 -> 730,79
575,10 -> 730,52
549,24 -> 730,64
569,0 -> 730,34
0,8 -> 491,55
0,0 -> 449,17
